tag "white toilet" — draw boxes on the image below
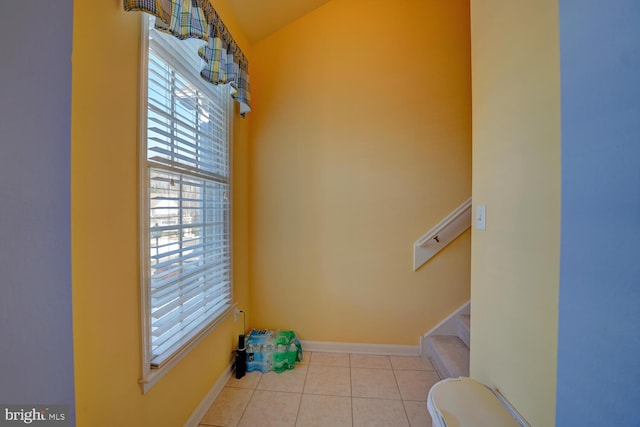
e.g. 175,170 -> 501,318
427,377 -> 522,427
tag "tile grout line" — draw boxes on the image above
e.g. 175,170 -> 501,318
205,353 -> 436,426
236,386 -> 254,427
350,363 -> 354,427
347,354 -> 353,427
234,374 -> 260,427
392,367 -> 412,426
294,360 -> 312,426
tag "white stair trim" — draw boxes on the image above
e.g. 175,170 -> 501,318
457,313 -> 471,348
414,197 -> 472,271
300,340 -> 419,356
420,301 -> 470,356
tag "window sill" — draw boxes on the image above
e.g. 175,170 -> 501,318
138,303 -> 236,394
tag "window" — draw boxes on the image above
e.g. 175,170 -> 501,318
140,16 -> 233,387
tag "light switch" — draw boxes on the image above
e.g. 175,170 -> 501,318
476,205 -> 486,230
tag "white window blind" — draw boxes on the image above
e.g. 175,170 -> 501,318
144,23 -> 233,368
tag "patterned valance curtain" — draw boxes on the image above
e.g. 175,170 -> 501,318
124,0 -> 251,115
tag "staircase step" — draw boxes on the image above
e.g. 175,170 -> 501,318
427,335 -> 470,379
457,314 -> 471,348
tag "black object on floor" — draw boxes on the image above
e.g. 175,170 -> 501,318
235,334 -> 246,379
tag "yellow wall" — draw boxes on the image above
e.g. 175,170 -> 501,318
470,1 -> 560,425
71,1 -> 251,425
249,0 -> 472,345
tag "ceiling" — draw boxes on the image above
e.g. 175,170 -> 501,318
225,0 -> 332,43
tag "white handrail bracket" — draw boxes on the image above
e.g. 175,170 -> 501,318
413,197 -> 472,271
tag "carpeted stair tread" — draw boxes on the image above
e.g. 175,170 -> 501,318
427,335 -> 470,379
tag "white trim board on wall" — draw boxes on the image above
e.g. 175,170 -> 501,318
414,197 -> 472,271
421,301 -> 470,338
420,301 -> 470,356
183,362 -> 234,427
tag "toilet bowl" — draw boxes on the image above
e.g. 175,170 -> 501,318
427,377 -> 521,427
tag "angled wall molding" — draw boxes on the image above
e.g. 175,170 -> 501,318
414,197 -> 472,271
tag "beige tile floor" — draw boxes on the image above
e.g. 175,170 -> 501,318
199,352 -> 441,427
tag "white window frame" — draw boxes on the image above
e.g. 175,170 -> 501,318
137,14 -> 235,393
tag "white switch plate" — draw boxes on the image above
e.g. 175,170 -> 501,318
476,205 -> 486,230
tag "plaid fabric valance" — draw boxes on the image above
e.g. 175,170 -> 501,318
124,0 -> 251,115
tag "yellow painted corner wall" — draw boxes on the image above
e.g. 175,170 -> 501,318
249,0 -> 472,345
470,1 -> 560,425
71,1 -> 250,426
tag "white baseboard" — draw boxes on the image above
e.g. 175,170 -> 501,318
300,340 -> 419,356
183,361 -> 234,427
